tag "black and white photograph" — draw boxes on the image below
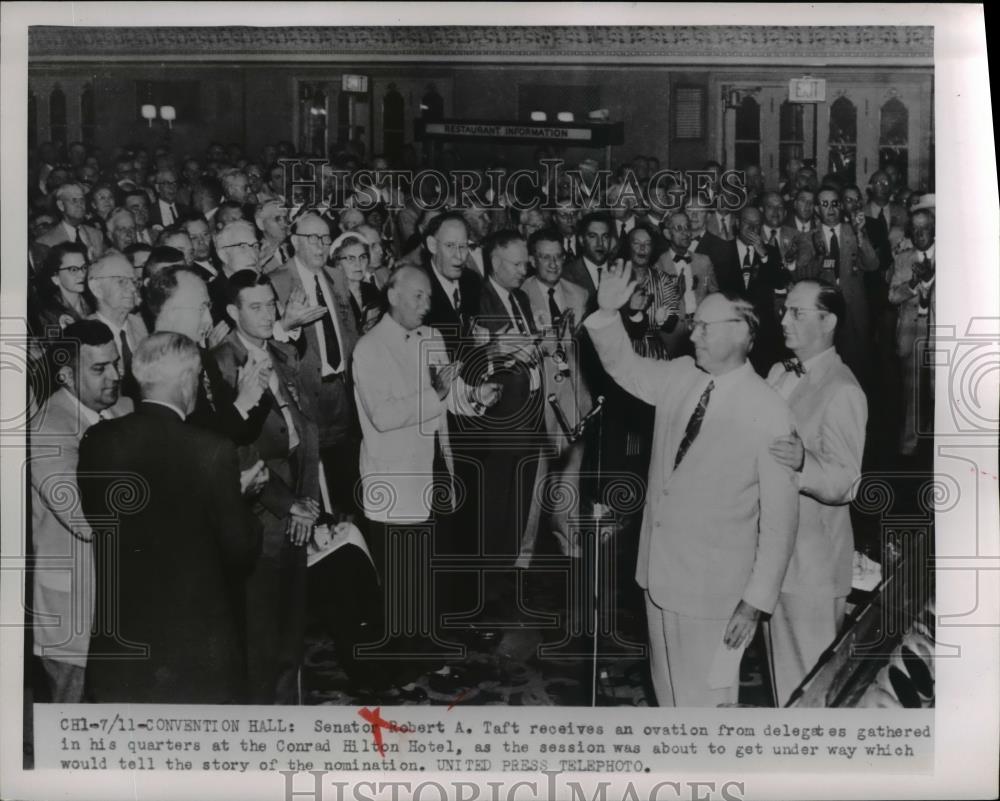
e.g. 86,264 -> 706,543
1,4 -> 996,800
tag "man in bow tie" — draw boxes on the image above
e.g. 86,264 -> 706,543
584,265 -> 798,707
765,279 -> 867,705
888,209 -> 936,457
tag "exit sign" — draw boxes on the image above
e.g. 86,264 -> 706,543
789,77 -> 826,103
342,74 -> 369,93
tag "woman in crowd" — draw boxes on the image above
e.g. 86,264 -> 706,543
30,241 -> 94,333
330,233 -> 381,334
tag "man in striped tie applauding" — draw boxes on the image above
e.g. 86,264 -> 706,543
583,264 -> 799,707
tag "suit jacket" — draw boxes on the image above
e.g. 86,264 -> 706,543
521,276 -> 588,331
710,240 -> 790,375
705,211 -> 737,241
211,330 -> 320,558
148,198 -> 192,229
33,221 -> 106,266
584,312 -> 798,618
521,276 -> 593,440
88,311 -> 149,403
269,257 -> 360,445
766,350 -> 866,598
29,389 -> 132,664
804,224 -> 879,381
353,314 -> 481,522
421,262 -> 483,358
888,247 -> 935,358
79,402 -> 261,703
189,346 -> 269,445
561,257 -> 602,313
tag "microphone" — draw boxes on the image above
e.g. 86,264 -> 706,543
547,393 -> 575,439
572,395 -> 606,438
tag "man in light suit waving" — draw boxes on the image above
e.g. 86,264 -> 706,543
765,280 -> 867,705
583,266 -> 799,707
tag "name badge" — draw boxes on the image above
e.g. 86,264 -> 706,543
822,258 -> 837,272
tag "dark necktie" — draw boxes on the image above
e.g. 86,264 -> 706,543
768,229 -> 778,247
720,216 -> 730,239
547,286 -> 562,325
74,226 -> 82,244
314,275 -> 342,371
674,380 -> 714,469
169,203 -> 178,224
510,294 -> 528,334
742,248 -> 753,288
619,221 -> 627,241
452,287 -> 461,311
783,357 -> 805,377
118,329 -> 132,377
596,266 -> 603,288
828,227 -> 840,263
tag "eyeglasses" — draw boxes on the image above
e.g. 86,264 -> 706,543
91,275 -> 140,289
690,317 -> 744,334
818,200 -> 841,208
295,233 -> 333,247
336,253 -> 370,264
58,264 -> 88,275
779,305 -> 826,320
157,180 -> 178,188
220,241 -> 262,251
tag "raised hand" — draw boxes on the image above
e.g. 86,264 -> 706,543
235,357 -> 270,410
281,286 -> 327,330
596,262 -> 637,312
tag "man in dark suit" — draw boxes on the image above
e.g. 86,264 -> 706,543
149,169 -> 191,229
212,270 -> 320,704
562,212 -> 616,310
79,331 -> 261,703
803,188 -> 880,393
421,212 -> 483,358
708,206 -> 791,375
146,265 -> 270,445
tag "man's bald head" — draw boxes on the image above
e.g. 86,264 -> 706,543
387,265 -> 432,330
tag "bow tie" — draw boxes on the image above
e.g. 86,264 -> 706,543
673,253 -> 691,264
783,357 -> 805,377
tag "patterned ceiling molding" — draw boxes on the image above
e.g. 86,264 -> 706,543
28,26 -> 933,62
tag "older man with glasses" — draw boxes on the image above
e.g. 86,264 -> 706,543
583,266 -> 798,707
87,251 -> 148,400
269,212 -> 362,514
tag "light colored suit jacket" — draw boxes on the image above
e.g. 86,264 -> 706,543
33,221 -> 106,266
269,257 -> 360,444
766,349 -> 866,598
521,276 -> 588,331
353,314 -> 478,523
521,276 -> 593,441
30,388 -> 132,662
584,312 -> 799,618
888,247 -> 935,358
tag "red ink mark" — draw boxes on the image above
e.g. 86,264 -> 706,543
358,707 -> 411,758
447,689 -> 470,710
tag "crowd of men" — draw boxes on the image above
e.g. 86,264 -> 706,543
25,136 -> 935,707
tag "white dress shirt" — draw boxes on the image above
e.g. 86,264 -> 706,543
158,198 -> 178,227
582,257 -> 606,291
93,311 -> 137,362
489,277 -> 541,391
293,257 -> 345,376
773,346 -> 835,401
430,265 -> 462,310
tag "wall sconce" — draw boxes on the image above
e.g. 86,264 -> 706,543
556,111 -> 574,123
141,104 -> 157,127
159,105 -> 176,129
530,111 -> 547,122
723,87 -> 742,110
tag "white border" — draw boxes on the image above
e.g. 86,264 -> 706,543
2,4 -> 997,800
